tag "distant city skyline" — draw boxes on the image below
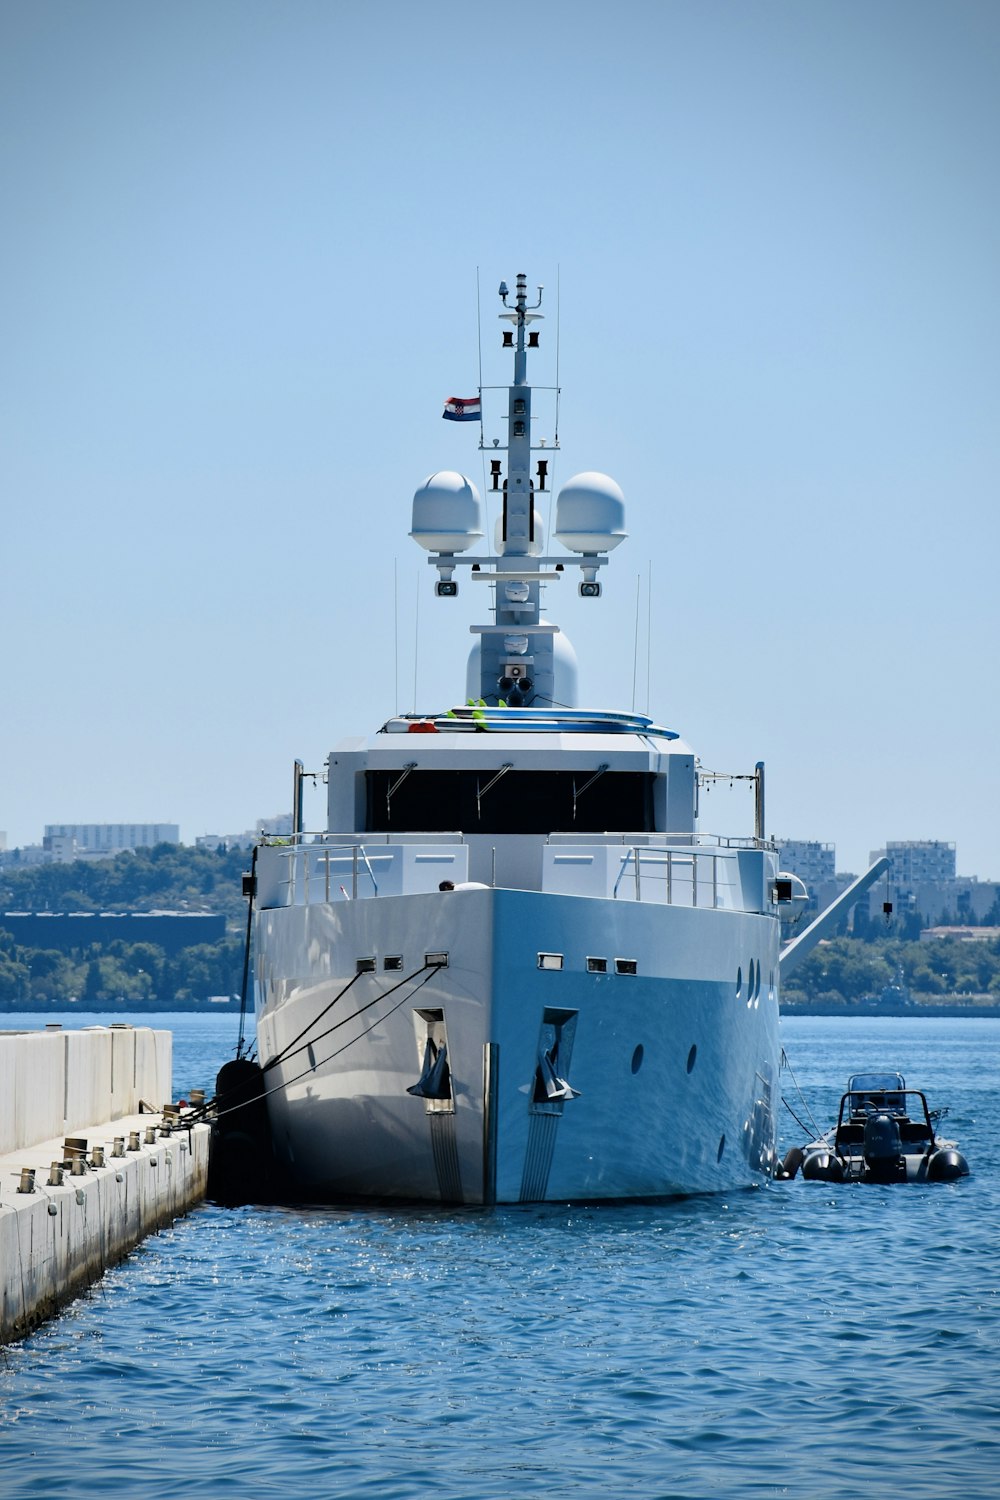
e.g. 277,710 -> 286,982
2,2 -> 998,879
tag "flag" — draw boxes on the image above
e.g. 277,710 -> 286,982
442,395 -> 481,422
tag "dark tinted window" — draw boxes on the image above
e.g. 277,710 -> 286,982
366,769 -> 654,835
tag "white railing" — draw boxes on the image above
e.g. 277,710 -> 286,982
256,837 -> 469,908
542,840 -> 765,910
611,846 -> 737,908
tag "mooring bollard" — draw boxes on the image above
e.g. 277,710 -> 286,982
48,1162 -> 64,1187
17,1167 -> 35,1194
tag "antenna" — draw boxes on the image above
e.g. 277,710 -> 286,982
631,574 -> 641,711
646,559 -> 652,714
554,263 -> 561,448
477,267 -> 491,548
476,266 -> 484,448
412,569 -> 420,713
394,557 -> 399,714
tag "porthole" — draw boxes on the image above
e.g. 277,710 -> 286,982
717,1134 -> 726,1162
587,957 -> 608,974
538,953 -> 564,971
384,955 -> 403,972
631,1044 -> 644,1074
615,958 -> 638,976
425,952 -> 449,967
686,1044 -> 697,1074
356,957 -> 376,974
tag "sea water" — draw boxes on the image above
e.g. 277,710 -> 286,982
1,1012 -> 998,1499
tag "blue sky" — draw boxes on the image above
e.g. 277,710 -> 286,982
2,0 -> 998,878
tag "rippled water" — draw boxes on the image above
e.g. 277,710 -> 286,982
2,1013 -> 998,1498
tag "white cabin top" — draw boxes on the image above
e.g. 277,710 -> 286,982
308,272 -> 765,854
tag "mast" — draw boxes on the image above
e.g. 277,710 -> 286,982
499,272 -> 540,560
489,273 -> 547,702
411,271 -> 626,710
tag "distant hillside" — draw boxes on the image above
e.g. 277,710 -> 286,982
0,844 -> 250,1007
0,843 -> 249,929
781,933 -> 1000,1006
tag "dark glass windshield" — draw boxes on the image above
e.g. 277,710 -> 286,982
366,769 -> 655,835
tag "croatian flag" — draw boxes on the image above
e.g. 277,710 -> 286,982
442,395 -> 481,422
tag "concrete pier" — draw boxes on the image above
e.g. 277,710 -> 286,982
1,1025 -> 210,1342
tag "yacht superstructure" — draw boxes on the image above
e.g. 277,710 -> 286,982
251,274 -> 786,1202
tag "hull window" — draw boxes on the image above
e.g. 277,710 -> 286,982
587,957 -> 608,974
615,958 -> 638,976
537,953 -> 564,971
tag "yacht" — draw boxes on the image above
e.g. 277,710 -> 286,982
250,273 -> 793,1203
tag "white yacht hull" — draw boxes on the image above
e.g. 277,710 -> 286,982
254,888 -> 780,1203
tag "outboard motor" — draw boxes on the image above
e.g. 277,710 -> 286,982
863,1110 -> 904,1182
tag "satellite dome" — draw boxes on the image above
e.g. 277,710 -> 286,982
410,471 -> 484,553
554,472 -> 627,553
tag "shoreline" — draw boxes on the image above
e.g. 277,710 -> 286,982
781,1002 -> 1000,1018
3,1000 -> 997,1019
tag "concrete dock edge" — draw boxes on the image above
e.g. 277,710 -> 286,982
0,1025 -> 211,1343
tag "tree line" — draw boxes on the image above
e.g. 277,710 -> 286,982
2,843 -> 998,1009
782,933 -> 1000,1006
0,842 -> 249,926
0,844 -> 249,1008
0,929 -> 247,1009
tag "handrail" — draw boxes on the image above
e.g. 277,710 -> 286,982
546,830 -> 774,851
610,845 -> 731,906
261,828 -> 775,852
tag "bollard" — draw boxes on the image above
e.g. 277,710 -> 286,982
48,1162 -> 64,1187
128,1131 -> 141,1152
144,1126 -> 157,1146
90,1146 -> 105,1168
112,1137 -> 125,1158
17,1167 -> 36,1194
70,1156 -> 87,1177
